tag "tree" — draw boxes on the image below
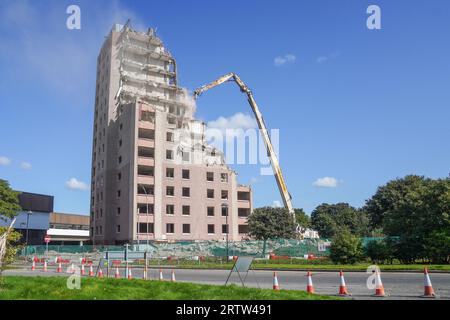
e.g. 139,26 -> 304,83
0,180 -> 21,221
365,239 -> 393,264
310,203 -> 370,238
0,180 -> 22,276
294,208 -> 311,228
247,207 -> 296,255
364,175 -> 450,263
329,230 -> 364,264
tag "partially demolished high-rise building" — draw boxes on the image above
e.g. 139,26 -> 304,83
90,24 -> 252,245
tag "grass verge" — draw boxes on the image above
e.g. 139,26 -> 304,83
0,276 -> 338,300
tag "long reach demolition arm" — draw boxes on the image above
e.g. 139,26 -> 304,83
193,72 -> 295,216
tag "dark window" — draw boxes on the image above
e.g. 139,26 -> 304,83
182,224 -> 191,234
207,224 -> 215,234
207,207 -> 215,216
118,172 -> 121,180
166,186 -> 175,196
117,225 -> 121,233
117,207 -> 120,215
182,205 -> 190,216
238,225 -> 249,234
117,190 -> 121,197
166,223 -> 175,233
182,187 -> 190,197
166,132 -> 174,142
166,204 -> 174,215
222,224 -> 229,234
221,190 -> 228,200
206,172 -> 214,181
221,173 -> 228,183
182,169 -> 190,179
207,189 -> 214,199
221,206 -> 228,216
166,168 -> 174,178
118,156 -> 122,164
238,208 -> 250,217
166,150 -> 173,160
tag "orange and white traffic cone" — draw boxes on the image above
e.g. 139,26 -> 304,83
115,267 -> 120,279
423,268 -> 435,298
306,271 -> 314,294
273,272 -> 280,291
89,264 -> 94,277
128,267 -> 133,280
43,260 -> 47,272
56,262 -> 62,273
31,260 -> 36,271
338,270 -> 350,296
171,269 -> 176,282
159,269 -> 164,281
98,268 -> 103,278
81,263 -> 85,276
374,271 -> 385,297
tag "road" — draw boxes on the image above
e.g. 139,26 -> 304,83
5,267 -> 450,300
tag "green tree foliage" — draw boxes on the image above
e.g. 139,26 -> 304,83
364,176 -> 450,263
311,203 -> 370,238
294,208 -> 311,228
248,207 -> 296,240
329,230 -> 364,264
0,180 -> 21,221
365,240 -> 393,264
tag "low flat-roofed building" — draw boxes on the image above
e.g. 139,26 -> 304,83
48,212 -> 90,245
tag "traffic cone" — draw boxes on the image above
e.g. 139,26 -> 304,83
338,270 -> 350,296
81,263 -> 85,275
43,260 -> 47,272
31,260 -> 36,271
423,268 -> 435,298
306,271 -> 314,294
374,271 -> 385,297
98,268 -> 103,278
171,269 -> 176,282
128,267 -> 133,280
89,264 -> 94,277
159,269 -> 164,281
273,272 -> 280,290
56,262 -> 62,273
115,267 -> 120,279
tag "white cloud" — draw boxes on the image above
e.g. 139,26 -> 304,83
20,162 -> 32,170
0,156 -> 11,165
272,200 -> 282,208
316,51 -> 340,64
313,177 -> 338,188
207,113 -> 257,132
65,178 -> 89,191
274,54 -> 296,66
316,56 -> 328,64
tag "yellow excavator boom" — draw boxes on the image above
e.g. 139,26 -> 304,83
193,73 -> 295,218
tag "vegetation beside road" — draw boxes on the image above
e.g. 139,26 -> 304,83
0,276 -> 337,300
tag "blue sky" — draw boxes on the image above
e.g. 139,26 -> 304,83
0,0 -> 449,215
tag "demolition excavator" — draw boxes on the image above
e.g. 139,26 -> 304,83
193,73 -> 296,222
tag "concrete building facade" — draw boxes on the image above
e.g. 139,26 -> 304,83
90,23 -> 252,245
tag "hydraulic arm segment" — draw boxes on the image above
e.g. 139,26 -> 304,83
193,72 -> 295,218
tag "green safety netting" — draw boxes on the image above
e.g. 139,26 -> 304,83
21,239 -> 332,258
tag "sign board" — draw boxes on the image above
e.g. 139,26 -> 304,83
225,256 -> 254,287
44,235 -> 51,243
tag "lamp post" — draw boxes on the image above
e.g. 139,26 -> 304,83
222,203 -> 229,262
139,185 -> 150,249
25,210 -> 32,245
